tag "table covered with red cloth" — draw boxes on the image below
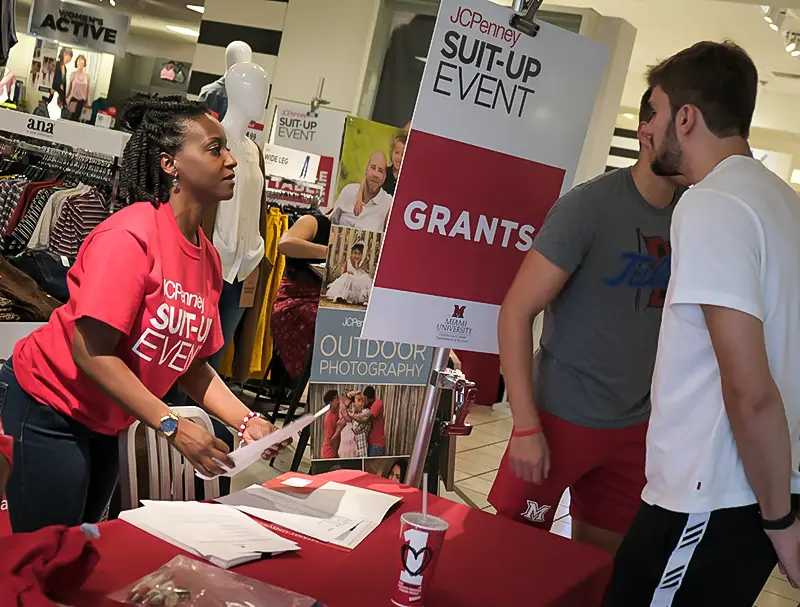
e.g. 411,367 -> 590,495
63,470 -> 612,606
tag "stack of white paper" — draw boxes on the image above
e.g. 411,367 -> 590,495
119,501 -> 300,568
217,481 -> 402,550
196,406 -> 330,481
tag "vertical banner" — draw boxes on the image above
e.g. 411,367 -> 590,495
31,38 -> 58,94
308,118 -> 432,478
270,101 -> 349,207
362,0 -> 608,353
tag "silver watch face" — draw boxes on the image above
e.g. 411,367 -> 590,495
161,416 -> 178,435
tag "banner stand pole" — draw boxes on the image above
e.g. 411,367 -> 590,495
406,348 -> 477,488
406,348 -> 450,488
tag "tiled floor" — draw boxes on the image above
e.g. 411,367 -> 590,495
449,404 -> 800,607
239,403 -> 800,606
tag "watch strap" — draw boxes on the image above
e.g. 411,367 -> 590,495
761,508 -> 796,530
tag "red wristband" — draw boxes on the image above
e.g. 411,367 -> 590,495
512,426 -> 543,438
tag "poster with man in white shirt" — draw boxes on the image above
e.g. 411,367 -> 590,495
606,41 -> 800,607
330,117 -> 403,234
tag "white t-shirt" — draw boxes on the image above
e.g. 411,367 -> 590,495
331,183 -> 392,233
643,155 -> 800,513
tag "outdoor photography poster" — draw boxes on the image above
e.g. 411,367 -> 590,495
308,115 -> 425,479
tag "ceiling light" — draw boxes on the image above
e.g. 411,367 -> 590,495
109,0 -> 115,5
186,4 -> 204,13
793,50 -> 800,57
761,4 -> 770,13
765,6 -> 782,24
622,113 -> 635,120
166,25 -> 199,37
792,169 -> 800,184
787,41 -> 796,52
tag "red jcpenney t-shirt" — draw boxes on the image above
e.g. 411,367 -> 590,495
368,399 -> 385,448
321,409 -> 339,459
13,201 -> 225,435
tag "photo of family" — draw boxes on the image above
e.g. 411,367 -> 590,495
309,383 -> 426,461
320,227 -> 382,310
329,117 -> 407,234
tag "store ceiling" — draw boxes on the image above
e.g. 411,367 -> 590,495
494,0 -> 800,133
16,0 -> 204,42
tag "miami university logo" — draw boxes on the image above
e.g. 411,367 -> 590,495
452,305 -> 466,319
521,500 -> 551,523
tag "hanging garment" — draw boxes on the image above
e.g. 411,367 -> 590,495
2,178 -> 60,239
27,184 -> 90,251
6,183 -> 68,255
199,76 -> 227,120
0,177 -> 27,236
202,143 -> 271,381
213,135 -> 265,284
49,189 -> 109,258
250,208 -> 288,377
0,0 -> 17,67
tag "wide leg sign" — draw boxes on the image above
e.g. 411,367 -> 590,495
362,0 -> 607,353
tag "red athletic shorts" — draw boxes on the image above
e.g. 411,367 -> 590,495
487,409 -> 647,535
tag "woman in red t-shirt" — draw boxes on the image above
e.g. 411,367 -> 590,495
0,97 -> 286,533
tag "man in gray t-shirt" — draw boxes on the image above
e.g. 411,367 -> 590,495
488,89 -> 684,556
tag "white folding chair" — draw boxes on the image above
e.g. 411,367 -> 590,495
118,406 -> 221,511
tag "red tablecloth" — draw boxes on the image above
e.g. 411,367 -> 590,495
62,470 -> 612,606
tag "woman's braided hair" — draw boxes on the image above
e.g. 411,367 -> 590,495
118,95 -> 209,207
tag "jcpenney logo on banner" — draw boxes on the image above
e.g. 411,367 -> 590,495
28,0 -> 130,56
432,5 -> 543,118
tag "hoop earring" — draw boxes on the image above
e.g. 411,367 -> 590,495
172,175 -> 180,194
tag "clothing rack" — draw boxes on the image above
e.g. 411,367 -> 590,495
0,135 -> 118,202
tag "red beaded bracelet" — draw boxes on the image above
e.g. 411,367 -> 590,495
237,411 -> 261,438
512,426 -> 543,438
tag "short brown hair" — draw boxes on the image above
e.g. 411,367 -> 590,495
647,41 -> 757,138
638,87 -> 654,124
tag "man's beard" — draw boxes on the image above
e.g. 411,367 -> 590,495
651,117 -> 683,178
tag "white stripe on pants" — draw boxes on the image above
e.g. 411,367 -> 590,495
650,512 -> 711,607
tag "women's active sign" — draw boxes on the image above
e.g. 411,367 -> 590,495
362,0 -> 607,353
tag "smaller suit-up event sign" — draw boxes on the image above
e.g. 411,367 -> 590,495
362,0 -> 608,353
270,101 -> 348,207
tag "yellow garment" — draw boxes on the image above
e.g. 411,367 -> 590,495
217,209 -> 287,378
249,208 -> 288,377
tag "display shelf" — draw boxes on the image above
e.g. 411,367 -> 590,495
0,107 -> 129,158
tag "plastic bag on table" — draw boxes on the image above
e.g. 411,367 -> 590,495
108,556 -> 323,606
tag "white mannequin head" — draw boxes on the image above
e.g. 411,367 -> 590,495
225,41 -> 252,70
222,61 -> 270,140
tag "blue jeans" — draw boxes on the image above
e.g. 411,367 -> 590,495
208,279 -> 247,372
0,358 -> 119,533
368,445 -> 386,457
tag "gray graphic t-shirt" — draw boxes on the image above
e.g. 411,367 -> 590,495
533,167 -> 679,429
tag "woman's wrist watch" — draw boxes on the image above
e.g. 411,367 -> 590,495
159,411 -> 181,438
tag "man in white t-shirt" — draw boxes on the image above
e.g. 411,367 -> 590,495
331,151 -> 393,233
606,41 -> 800,607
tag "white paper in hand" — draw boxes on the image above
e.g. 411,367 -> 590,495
196,405 -> 329,480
